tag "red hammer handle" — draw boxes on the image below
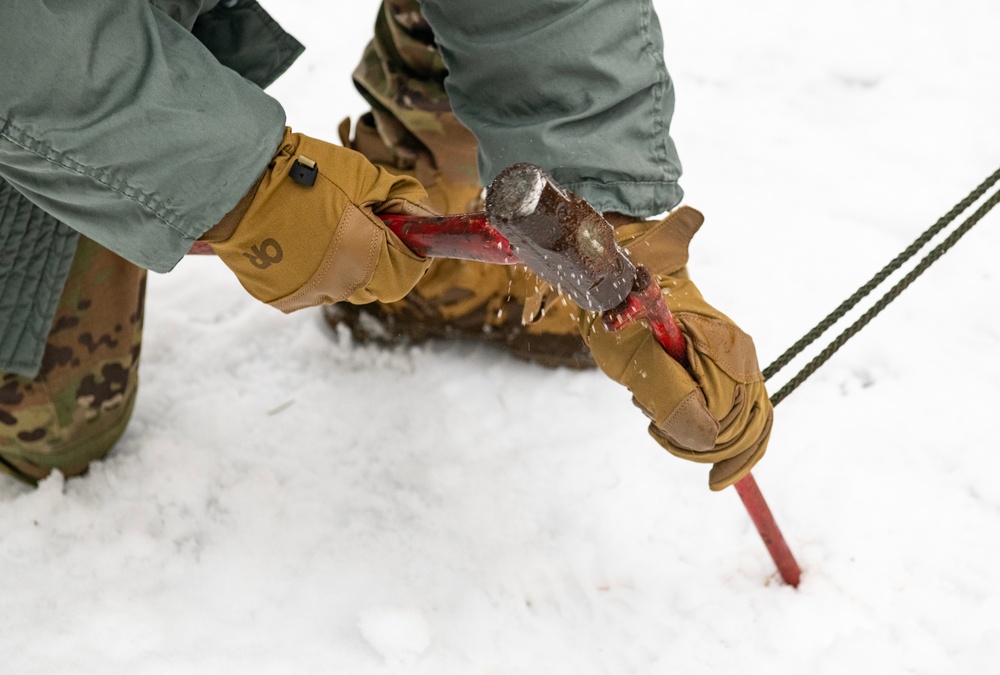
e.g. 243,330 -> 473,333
601,267 -> 689,367
378,213 -> 518,264
187,213 -> 518,265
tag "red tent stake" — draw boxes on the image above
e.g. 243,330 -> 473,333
734,473 -> 801,587
607,271 -> 802,587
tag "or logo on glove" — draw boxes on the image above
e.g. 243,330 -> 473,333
242,238 -> 284,270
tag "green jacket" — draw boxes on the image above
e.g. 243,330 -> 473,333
0,0 -> 302,377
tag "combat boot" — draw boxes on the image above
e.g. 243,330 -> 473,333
322,113 -> 594,369
324,2 -> 594,367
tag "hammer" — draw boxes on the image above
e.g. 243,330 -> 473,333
377,165 -> 689,363
383,163 -> 799,586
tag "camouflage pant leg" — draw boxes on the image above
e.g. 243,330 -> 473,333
0,236 -> 145,484
350,0 -> 482,213
326,2 -> 593,368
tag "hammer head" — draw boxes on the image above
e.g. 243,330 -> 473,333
485,163 -> 636,313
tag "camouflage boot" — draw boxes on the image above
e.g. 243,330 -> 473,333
322,1 -> 594,369
0,237 -> 145,484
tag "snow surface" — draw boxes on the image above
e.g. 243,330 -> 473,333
4,1 -> 1000,673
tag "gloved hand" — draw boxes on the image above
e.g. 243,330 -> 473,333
579,207 -> 773,491
203,127 -> 433,312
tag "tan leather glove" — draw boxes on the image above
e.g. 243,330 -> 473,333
203,128 -> 433,312
579,207 -> 773,491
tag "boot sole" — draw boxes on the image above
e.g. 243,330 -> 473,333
322,303 -> 596,370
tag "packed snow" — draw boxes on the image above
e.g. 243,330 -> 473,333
3,1 -> 1000,673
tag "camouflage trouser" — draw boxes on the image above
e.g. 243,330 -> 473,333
350,0 -> 482,213
325,2 -> 596,369
0,236 -> 145,484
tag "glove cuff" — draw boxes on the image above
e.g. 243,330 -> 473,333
614,206 -> 704,276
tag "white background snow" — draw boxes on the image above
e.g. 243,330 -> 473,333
4,0 -> 1000,672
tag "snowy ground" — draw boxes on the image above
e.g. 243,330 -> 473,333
4,1 -> 1000,673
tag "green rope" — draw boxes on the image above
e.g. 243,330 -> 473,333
764,167 -> 1000,406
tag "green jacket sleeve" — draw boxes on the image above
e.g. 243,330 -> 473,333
0,0 -> 287,273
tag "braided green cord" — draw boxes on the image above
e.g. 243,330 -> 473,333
763,166 -> 1000,384
768,183 -> 1000,407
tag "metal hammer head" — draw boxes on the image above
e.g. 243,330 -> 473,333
485,163 -> 636,313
